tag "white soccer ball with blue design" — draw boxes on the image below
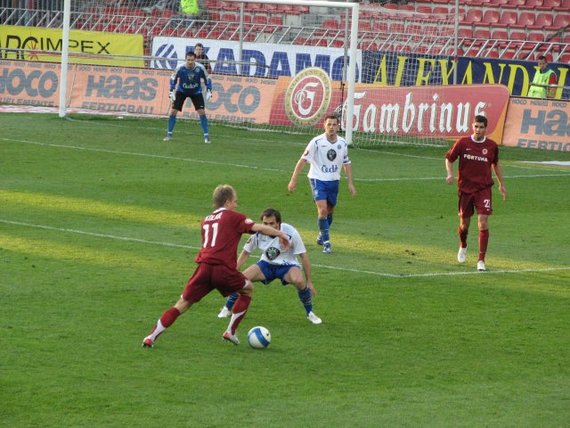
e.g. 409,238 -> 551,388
247,326 -> 271,349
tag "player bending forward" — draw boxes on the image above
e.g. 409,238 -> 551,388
142,185 -> 290,347
218,208 -> 322,325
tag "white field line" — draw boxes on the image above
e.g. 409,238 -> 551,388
2,137 -> 569,182
2,219 -> 569,279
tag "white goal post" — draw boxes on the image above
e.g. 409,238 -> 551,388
56,0 -> 359,139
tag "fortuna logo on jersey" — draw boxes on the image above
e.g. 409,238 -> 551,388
463,154 -> 488,162
265,247 -> 281,261
284,67 -> 332,126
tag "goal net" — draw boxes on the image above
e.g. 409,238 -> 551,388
1,0 -> 458,147
353,4 -> 458,147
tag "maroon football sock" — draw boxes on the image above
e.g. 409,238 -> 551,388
229,295 -> 252,334
458,226 -> 468,248
160,307 -> 181,328
478,229 -> 489,261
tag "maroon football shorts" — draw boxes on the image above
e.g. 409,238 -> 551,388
182,263 -> 248,303
458,188 -> 493,218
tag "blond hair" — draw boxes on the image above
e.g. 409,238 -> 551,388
212,184 -> 236,208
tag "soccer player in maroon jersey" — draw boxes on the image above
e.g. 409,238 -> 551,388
445,115 -> 507,272
142,184 -> 290,347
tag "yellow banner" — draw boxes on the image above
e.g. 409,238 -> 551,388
0,25 -> 144,67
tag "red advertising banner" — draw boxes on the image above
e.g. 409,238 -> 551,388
0,60 -> 277,123
503,97 -> 570,152
270,68 -> 510,142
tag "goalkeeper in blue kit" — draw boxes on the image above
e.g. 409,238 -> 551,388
164,51 -> 212,143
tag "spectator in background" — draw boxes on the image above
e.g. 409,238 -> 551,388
142,0 -> 177,13
527,55 -> 558,99
193,42 -> 212,74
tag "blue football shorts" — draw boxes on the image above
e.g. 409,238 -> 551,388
309,178 -> 339,206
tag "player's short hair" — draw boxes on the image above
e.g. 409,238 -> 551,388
212,184 -> 236,208
260,208 -> 282,224
195,43 -> 204,49
537,55 -> 547,62
186,51 -> 196,59
474,115 -> 488,127
323,114 -> 339,124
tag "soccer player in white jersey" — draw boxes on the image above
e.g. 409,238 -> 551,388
288,115 -> 356,254
218,208 -> 322,325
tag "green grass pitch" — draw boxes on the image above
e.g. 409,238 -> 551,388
1,113 -> 569,427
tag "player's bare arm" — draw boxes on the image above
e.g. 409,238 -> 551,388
343,163 -> 357,196
252,224 -> 290,250
236,249 -> 251,270
493,162 -> 507,200
288,158 -> 308,192
445,158 -> 455,184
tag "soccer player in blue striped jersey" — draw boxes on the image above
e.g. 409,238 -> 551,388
164,51 -> 212,143
288,115 -> 356,254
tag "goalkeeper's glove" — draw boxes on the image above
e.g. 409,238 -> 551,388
169,90 -> 176,102
206,89 -> 212,101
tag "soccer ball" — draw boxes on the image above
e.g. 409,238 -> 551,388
247,326 -> 271,349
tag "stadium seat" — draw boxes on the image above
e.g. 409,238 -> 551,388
555,0 -> 570,10
473,28 -> 491,46
458,26 -> 474,39
359,21 -> 373,33
482,10 -> 501,26
497,10 -> 518,27
252,15 -> 267,25
537,0 -> 561,9
220,1 -> 240,11
221,13 -> 239,22
268,15 -> 283,26
433,6 -> 451,14
416,5 -> 432,14
520,0 -> 544,8
552,14 -> 570,29
245,2 -> 261,12
502,0 -> 526,8
557,53 -> 570,63
491,29 -> 509,47
533,13 -> 554,29
322,18 -> 341,30
462,9 -> 483,25
389,22 -> 405,34
487,0 -> 511,6
512,12 -> 536,29
261,3 -> 278,12
277,4 -> 297,14
372,21 -> 389,33
508,30 -> 527,45
204,0 -> 221,9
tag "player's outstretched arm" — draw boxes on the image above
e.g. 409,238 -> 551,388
251,224 -> 290,250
